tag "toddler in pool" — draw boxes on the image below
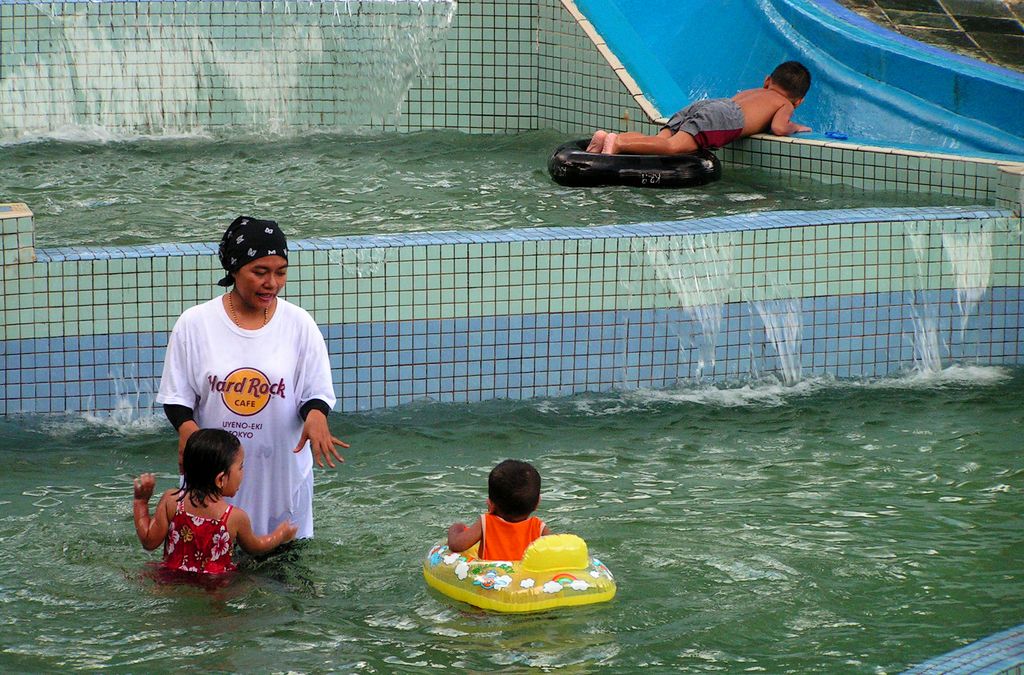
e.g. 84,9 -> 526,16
133,428 -> 296,573
447,459 -> 552,561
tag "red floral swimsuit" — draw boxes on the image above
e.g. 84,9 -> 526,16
163,500 -> 236,574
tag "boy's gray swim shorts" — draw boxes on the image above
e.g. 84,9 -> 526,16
663,98 -> 744,149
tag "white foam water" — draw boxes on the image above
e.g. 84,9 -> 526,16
541,365 -> 1012,416
0,0 -> 457,140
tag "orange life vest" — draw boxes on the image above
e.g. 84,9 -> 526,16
479,513 -> 545,561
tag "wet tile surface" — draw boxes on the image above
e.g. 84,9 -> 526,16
834,0 -> 1024,71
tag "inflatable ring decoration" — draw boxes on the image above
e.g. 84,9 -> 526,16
423,533 -> 616,613
547,139 -> 722,188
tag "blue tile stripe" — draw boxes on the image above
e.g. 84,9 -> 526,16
2,286 -> 1022,415
4,201 -> 1023,415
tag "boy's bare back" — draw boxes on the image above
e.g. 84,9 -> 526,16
732,86 -> 809,138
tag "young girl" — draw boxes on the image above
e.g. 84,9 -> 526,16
133,428 -> 297,574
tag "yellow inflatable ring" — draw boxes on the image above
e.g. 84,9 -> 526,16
423,533 -> 616,613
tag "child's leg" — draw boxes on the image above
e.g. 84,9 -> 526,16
593,129 -> 669,154
603,131 -> 650,152
607,129 -> 672,146
609,130 -> 698,155
586,130 -> 608,153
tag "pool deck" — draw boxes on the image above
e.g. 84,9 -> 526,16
836,0 -> 1024,72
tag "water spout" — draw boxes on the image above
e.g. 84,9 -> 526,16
644,234 -> 735,381
753,299 -> 803,385
905,224 -> 946,372
942,230 -> 992,337
910,294 -> 943,374
0,0 -> 457,140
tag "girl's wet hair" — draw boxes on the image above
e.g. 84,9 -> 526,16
180,428 -> 241,507
488,459 -> 541,519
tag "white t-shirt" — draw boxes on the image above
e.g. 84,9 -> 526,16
156,296 -> 337,539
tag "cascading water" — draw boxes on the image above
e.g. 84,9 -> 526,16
641,234 -> 808,386
942,230 -> 993,338
643,234 -> 736,382
905,225 -> 945,373
0,0 -> 456,140
752,298 -> 803,386
82,364 -> 159,428
910,294 -> 943,374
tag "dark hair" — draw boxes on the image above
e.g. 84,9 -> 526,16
180,429 -> 241,507
488,459 -> 541,520
770,61 -> 811,100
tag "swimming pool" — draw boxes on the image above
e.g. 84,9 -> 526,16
0,0 -> 1022,428
1,130 -> 980,247
0,370 -> 1020,671
2,0 -> 1024,670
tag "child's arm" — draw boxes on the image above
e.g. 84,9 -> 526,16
230,509 -> 297,555
770,103 -> 811,136
133,474 -> 174,550
447,518 -> 483,552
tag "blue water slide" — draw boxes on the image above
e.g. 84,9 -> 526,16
574,0 -> 1024,159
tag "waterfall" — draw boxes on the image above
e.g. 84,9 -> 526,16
905,225 -> 946,373
942,230 -> 993,337
336,247 -> 388,278
910,296 -> 943,374
644,234 -> 735,381
0,0 -> 456,140
753,299 -> 803,385
80,364 -> 159,428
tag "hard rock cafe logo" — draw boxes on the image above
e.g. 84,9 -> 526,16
209,368 -> 286,416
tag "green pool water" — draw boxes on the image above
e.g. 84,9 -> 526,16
0,130 -> 976,248
0,369 -> 1021,672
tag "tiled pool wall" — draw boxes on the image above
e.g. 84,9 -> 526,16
0,0 -> 644,137
2,200 -> 1023,416
1,0 -> 1024,418
903,623 -> 1024,675
0,0 -> 462,135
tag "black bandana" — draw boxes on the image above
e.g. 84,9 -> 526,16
216,216 -> 289,287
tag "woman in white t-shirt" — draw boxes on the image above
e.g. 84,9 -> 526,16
156,216 -> 348,539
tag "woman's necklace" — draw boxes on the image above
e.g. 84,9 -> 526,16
227,291 -> 268,328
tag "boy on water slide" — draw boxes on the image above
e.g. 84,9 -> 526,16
587,61 -> 812,155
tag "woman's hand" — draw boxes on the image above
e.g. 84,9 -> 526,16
293,409 -> 349,468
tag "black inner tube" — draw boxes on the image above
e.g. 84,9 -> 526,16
547,139 -> 722,188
